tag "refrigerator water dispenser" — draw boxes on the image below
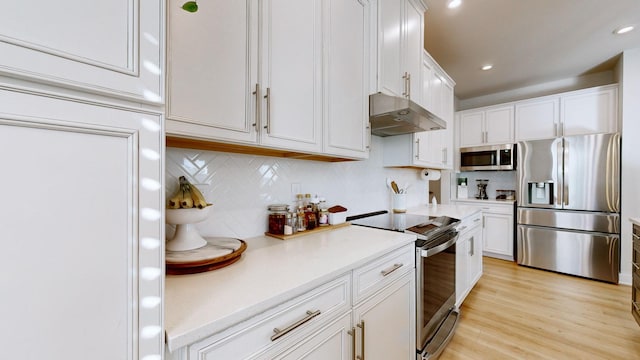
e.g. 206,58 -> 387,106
528,182 -> 553,205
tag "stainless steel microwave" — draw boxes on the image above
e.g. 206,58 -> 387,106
460,144 -> 516,171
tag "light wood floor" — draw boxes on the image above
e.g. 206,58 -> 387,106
440,257 -> 640,359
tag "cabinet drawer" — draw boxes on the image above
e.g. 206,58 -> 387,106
456,212 -> 482,235
478,203 -> 514,215
352,244 -> 414,304
188,274 -> 351,360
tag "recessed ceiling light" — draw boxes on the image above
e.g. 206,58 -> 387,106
447,0 -> 462,9
481,65 -> 493,71
614,25 -> 635,35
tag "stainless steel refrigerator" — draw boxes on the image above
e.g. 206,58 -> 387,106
516,133 -> 621,283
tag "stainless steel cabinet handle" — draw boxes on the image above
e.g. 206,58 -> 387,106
442,148 -> 447,163
402,72 -> 409,98
366,123 -> 371,149
415,138 -> 420,159
633,301 -> 640,312
406,72 -> 411,99
458,225 -> 468,232
271,309 -> 321,341
252,83 -> 260,128
348,327 -> 356,360
357,321 -> 365,360
263,87 -> 271,134
632,262 -> 639,271
469,236 -> 474,256
380,263 -> 403,277
474,218 -> 481,223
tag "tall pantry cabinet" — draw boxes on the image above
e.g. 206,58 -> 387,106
0,1 -> 165,360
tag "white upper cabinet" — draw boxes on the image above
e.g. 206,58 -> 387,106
167,0 -> 369,159
166,0 -> 258,144
259,0 -> 323,153
458,105 -> 514,148
514,84 -> 618,141
0,0 -> 163,103
515,96 -> 560,141
377,0 -> 426,101
561,85 -> 618,136
323,0 -> 372,158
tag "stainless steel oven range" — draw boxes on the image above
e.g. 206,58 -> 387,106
348,211 -> 461,359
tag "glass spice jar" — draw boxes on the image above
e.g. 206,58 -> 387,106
268,204 -> 289,234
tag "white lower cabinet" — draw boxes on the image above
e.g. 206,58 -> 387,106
267,312 -> 353,359
167,244 -> 416,360
454,201 -> 515,261
455,212 -> 483,306
353,271 -> 415,360
483,211 -> 514,260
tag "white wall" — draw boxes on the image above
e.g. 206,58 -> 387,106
457,71 -> 615,110
619,48 -> 640,285
165,136 -> 431,239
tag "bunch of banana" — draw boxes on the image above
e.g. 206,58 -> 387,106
168,176 -> 211,209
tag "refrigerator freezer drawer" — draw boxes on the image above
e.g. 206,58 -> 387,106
517,225 -> 619,283
517,207 -> 619,233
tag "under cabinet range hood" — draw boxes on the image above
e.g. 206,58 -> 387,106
369,92 -> 446,137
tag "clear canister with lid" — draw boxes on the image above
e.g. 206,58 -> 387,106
268,204 -> 289,234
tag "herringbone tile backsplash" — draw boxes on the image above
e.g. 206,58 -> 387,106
166,137 -> 430,239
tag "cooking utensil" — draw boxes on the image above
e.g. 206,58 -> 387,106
391,181 -> 400,194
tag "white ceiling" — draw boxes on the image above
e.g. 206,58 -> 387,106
423,0 -> 640,101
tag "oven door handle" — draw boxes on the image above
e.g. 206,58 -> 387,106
420,234 -> 459,257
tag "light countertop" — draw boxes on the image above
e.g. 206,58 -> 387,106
164,225 -> 416,351
406,203 -> 483,219
452,198 -> 517,206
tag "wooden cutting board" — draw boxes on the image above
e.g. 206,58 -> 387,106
166,237 -> 247,275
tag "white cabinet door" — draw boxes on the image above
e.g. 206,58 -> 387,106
467,225 -> 484,290
404,0 -> 424,103
378,0 -> 404,96
324,0 -> 371,158
561,85 -> 618,136
485,106 -> 514,144
260,0 -> 322,153
0,89 -> 163,360
0,0 -> 162,103
515,96 -> 560,141
353,272 -> 416,360
483,213 -> 514,260
166,0 -> 258,143
459,111 -> 485,147
378,0 -> 425,100
458,105 -> 514,147
270,313 -> 353,360
455,236 -> 469,307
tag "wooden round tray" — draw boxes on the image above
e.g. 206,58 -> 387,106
166,237 -> 247,275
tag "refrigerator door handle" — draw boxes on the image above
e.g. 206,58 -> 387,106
563,138 -> 569,206
556,139 -> 563,207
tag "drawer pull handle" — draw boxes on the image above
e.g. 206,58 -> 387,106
457,225 -> 468,232
357,321 -> 365,360
271,309 -> 321,341
348,327 -> 356,360
633,262 -> 639,271
473,218 -> 481,222
633,301 -> 640,312
380,263 -> 403,277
